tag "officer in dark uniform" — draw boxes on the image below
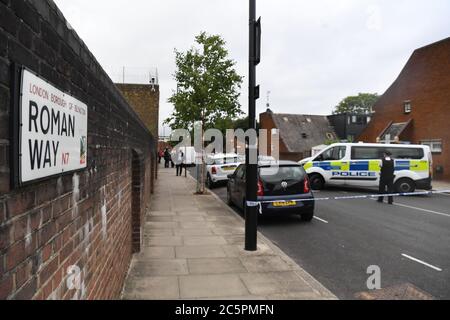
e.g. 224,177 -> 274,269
378,151 -> 395,204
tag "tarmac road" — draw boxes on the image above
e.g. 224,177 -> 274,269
188,167 -> 450,299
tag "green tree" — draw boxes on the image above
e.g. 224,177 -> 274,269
165,32 -> 243,131
333,93 -> 379,115
165,32 -> 243,193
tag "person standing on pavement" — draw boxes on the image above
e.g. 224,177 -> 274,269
158,149 -> 164,164
378,151 -> 395,204
176,149 -> 184,176
163,148 -> 170,168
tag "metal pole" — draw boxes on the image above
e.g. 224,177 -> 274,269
245,0 -> 258,251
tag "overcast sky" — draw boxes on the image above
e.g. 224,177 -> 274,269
53,0 -> 450,136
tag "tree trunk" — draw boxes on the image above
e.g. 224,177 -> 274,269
195,120 -> 207,194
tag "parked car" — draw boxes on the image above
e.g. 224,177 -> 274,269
226,161 -> 315,221
205,153 -> 243,189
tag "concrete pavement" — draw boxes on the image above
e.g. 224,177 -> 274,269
121,165 -> 336,300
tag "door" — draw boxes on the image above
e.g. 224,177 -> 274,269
235,165 -> 246,208
230,165 -> 245,205
349,146 -> 382,187
317,146 -> 349,186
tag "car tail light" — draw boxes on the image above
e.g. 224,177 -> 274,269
303,178 -> 310,193
257,179 -> 264,197
211,166 -> 217,175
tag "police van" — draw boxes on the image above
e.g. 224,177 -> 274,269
299,143 -> 432,193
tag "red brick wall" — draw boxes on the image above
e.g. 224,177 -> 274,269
358,38 -> 450,181
0,0 -> 155,299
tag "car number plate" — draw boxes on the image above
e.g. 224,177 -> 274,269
223,166 -> 236,171
272,201 -> 297,207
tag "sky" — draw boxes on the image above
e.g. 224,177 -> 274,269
53,0 -> 450,136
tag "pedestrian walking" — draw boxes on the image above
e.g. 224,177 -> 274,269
176,149 -> 184,176
164,148 -> 170,168
378,151 -> 395,204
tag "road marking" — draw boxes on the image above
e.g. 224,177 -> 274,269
393,202 -> 450,218
313,216 -> 329,224
401,254 -> 442,272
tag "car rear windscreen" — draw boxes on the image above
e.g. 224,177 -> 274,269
259,166 -> 305,182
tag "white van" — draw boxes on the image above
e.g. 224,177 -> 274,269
171,146 -> 196,167
299,143 -> 432,193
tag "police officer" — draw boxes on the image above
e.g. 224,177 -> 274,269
378,151 -> 395,204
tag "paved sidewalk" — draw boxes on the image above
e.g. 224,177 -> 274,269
121,165 -> 337,300
432,180 -> 450,192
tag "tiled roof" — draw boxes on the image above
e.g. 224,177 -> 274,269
271,114 -> 338,153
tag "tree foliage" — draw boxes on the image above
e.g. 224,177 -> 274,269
165,32 -> 243,131
333,93 -> 379,115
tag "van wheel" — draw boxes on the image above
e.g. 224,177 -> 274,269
206,174 -> 215,189
300,209 -> 314,222
309,174 -> 325,190
395,178 -> 416,193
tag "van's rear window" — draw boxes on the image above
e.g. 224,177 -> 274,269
351,147 -> 424,160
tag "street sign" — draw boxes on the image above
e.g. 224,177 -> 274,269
15,68 -> 88,185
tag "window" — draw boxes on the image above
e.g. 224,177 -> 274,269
404,101 -> 412,114
235,165 -> 245,179
352,147 -> 383,160
384,147 -> 424,159
352,146 -> 424,160
351,116 -> 366,125
260,166 -> 305,183
301,133 -> 308,139
316,146 -> 346,161
421,140 -> 442,153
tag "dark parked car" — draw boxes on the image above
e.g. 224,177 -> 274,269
226,161 -> 315,221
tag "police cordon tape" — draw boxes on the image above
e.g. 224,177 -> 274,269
246,189 -> 450,210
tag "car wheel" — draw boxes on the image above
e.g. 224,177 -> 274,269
206,174 -> 215,189
300,209 -> 314,222
395,178 -> 416,193
309,174 -> 325,190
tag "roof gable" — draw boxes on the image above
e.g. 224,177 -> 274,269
271,114 -> 337,153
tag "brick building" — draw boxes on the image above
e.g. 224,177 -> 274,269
0,0 -> 156,299
358,37 -> 450,181
116,83 -> 160,139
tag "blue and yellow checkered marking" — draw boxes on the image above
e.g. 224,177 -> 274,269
303,160 -> 428,172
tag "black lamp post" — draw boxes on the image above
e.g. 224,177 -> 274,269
245,0 -> 261,251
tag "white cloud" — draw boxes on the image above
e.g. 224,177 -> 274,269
53,0 -> 450,135
366,5 -> 383,31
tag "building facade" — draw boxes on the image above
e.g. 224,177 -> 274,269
328,113 -> 372,142
0,0 -> 156,299
358,37 -> 450,181
115,84 -> 160,139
